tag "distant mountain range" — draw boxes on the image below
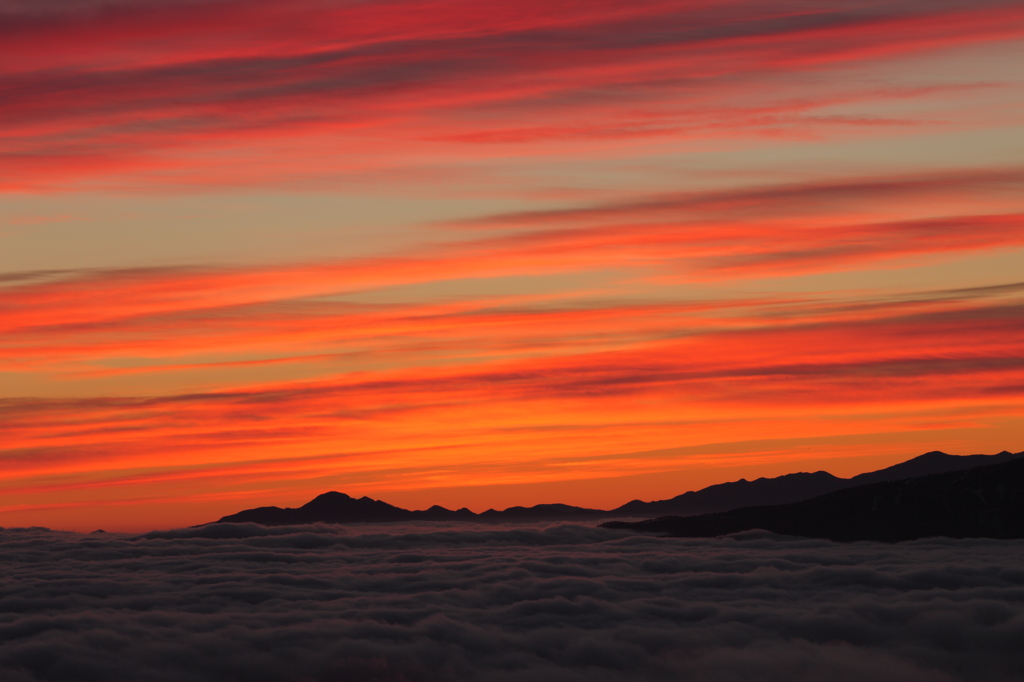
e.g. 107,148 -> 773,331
602,456 -> 1024,542
214,449 -> 1024,526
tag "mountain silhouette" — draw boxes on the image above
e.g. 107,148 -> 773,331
213,449 -> 1023,526
217,492 -> 479,525
217,493 -> 606,525
612,470 -> 847,517
614,449 -> 1024,518
847,449 -> 1022,484
602,456 -> 1024,542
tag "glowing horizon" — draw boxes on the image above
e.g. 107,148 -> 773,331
2,0 -> 1023,532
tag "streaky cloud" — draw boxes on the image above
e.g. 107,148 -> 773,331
2,0 -> 1023,189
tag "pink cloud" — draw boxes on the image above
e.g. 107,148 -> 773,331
3,0 -> 1022,190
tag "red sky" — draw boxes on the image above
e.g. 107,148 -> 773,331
2,0 -> 1023,531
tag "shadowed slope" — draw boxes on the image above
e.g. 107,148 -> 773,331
848,449 -> 1024,485
603,457 -> 1024,542
612,471 -> 848,517
214,450 -> 1024,526
613,450 -> 1024,518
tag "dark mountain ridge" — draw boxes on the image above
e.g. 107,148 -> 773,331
613,470 -> 847,518
214,449 -> 1023,526
616,449 -> 1024,517
602,456 -> 1024,542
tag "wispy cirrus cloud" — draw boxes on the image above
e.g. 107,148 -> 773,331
3,250 -> 1023,523
3,169 -> 1022,339
3,165 -> 1023,524
3,0 -> 1023,530
2,0 -> 1023,190
448,169 -> 1024,278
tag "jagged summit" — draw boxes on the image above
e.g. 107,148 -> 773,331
604,456 -> 1024,542
212,449 -> 1023,527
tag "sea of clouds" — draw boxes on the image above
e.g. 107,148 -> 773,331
2,522 -> 1023,681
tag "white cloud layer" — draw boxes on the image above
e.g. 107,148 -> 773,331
1,523 -> 1023,681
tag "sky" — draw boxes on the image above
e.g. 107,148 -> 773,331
2,0 -> 1024,532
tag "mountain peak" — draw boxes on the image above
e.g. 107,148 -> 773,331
212,449 -> 1024,527
605,456 -> 1024,542
310,491 -> 350,501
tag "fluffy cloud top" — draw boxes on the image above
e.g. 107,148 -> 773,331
2,523 -> 1023,681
